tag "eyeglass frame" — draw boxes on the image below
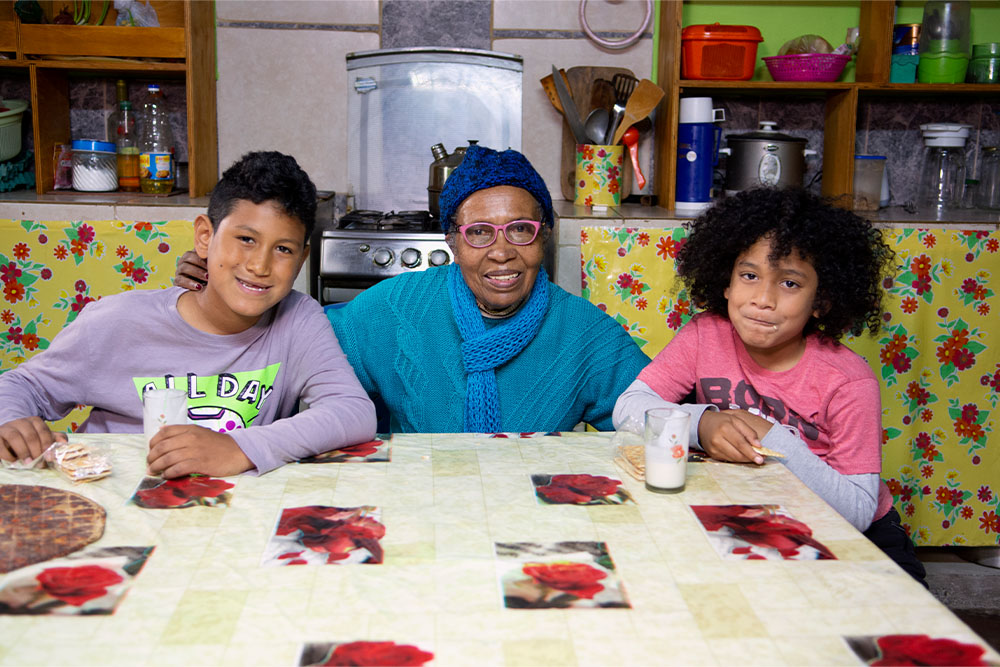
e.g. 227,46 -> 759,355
454,220 -> 543,248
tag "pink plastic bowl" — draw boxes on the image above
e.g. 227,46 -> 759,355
763,53 -> 851,82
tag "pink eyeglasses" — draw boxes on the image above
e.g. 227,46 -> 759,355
456,220 -> 541,248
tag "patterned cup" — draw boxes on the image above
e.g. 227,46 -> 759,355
575,144 -> 624,208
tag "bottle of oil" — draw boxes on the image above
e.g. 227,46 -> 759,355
115,99 -> 140,191
138,84 -> 175,194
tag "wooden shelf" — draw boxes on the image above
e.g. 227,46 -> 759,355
654,1 -> 1000,214
0,0 -> 217,197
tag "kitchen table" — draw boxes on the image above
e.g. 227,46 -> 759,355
1,432 -> 996,666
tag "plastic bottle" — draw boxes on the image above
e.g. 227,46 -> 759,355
115,98 -> 140,191
138,84 -> 175,194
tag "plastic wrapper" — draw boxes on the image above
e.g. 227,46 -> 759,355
778,34 -> 834,55
114,0 -> 159,27
45,441 -> 113,482
1,452 -> 46,470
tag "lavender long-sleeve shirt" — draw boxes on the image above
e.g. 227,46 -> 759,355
0,287 -> 376,473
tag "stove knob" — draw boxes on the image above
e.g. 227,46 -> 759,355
429,249 -> 450,267
400,248 -> 421,268
372,248 -> 394,267
359,244 -> 370,253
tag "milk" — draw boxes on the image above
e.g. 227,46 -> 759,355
643,408 -> 690,493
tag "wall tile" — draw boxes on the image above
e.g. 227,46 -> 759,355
216,26 -> 379,192
382,0 -> 491,49
216,0 -> 379,25
494,0 -> 652,32
492,36 -> 652,202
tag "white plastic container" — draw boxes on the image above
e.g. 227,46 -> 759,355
72,139 -> 118,192
0,99 -> 29,162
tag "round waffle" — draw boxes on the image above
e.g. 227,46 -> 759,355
0,484 -> 106,574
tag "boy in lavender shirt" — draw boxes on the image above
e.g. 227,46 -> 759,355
0,151 -> 376,477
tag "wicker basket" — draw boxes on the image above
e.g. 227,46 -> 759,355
763,53 -> 851,82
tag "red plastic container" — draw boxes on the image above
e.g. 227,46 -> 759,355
681,23 -> 763,81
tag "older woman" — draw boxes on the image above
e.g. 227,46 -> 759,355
176,145 -> 648,432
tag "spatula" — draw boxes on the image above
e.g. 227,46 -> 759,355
611,79 -> 665,146
540,69 -> 572,116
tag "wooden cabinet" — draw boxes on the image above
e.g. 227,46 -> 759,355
0,0 -> 217,196
653,1 -> 1000,211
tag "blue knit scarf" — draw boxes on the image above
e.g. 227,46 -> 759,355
447,263 -> 549,432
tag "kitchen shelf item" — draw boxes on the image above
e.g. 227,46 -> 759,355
720,121 -> 817,193
0,99 -> 27,162
918,0 -> 971,83
919,123 -> 971,209
71,139 -> 117,192
605,73 -> 638,144
681,23 -> 762,81
892,24 -> 921,55
976,146 -> 1000,210
968,43 -> 1000,83
0,0 -> 217,196
611,78 -> 664,146
852,154 -> 886,211
763,53 -> 851,82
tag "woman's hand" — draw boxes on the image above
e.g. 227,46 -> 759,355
174,250 -> 208,291
697,410 -> 767,465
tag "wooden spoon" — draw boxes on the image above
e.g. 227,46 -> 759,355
611,79 -> 665,146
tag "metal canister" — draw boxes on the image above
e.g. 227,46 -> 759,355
427,141 -> 476,220
893,23 -> 921,55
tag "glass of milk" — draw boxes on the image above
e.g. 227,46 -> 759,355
643,407 -> 690,493
142,387 -> 188,449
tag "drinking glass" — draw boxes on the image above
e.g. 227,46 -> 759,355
643,407 -> 691,493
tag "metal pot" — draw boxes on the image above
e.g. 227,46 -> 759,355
720,121 -> 817,193
428,140 -> 477,219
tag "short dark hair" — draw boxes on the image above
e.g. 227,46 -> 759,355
206,151 -> 317,240
677,188 -> 896,339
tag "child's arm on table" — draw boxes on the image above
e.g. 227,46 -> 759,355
147,426 -> 252,477
613,379 -> 720,454
0,417 -> 67,463
725,404 -> 880,533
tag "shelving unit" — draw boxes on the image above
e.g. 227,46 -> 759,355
653,0 -> 1000,211
0,0 -> 217,196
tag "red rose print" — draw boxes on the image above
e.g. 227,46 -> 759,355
541,474 -> 622,503
522,562 -> 607,599
135,475 -> 233,508
317,641 -> 433,666
169,475 -> 234,498
872,634 -> 987,666
691,505 -> 834,559
276,506 -> 386,564
537,485 -> 591,504
36,565 -> 123,606
336,440 -> 380,458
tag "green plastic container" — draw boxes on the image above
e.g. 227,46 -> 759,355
918,52 -> 970,83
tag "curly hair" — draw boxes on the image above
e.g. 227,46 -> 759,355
676,188 -> 896,339
206,151 -> 317,239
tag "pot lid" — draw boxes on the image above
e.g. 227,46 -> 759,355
726,121 -> 807,144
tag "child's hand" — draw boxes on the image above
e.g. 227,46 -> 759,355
173,250 -> 208,291
147,425 -> 253,478
697,411 -> 765,465
0,417 -> 67,463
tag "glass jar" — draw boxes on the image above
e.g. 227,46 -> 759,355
71,139 -> 118,192
976,147 -> 1000,210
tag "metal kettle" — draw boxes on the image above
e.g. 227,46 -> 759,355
428,140 -> 477,219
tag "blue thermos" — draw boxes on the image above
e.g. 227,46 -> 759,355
675,97 -> 723,213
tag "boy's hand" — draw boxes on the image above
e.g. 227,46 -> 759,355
697,410 -> 766,465
0,417 -> 67,463
147,425 -> 253,478
174,250 -> 208,291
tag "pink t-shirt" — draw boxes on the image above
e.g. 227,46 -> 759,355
639,313 -> 892,519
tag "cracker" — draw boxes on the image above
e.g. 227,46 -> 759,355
49,441 -> 112,482
752,445 -> 785,458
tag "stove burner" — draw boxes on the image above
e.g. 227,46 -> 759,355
339,210 -> 434,232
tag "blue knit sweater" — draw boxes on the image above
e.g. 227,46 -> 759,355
326,267 -> 649,432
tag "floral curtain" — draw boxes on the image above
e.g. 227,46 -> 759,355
1,218 -> 195,432
581,226 -> 999,547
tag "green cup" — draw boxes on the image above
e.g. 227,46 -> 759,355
918,52 -> 970,83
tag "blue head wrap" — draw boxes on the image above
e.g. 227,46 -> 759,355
437,145 -> 554,232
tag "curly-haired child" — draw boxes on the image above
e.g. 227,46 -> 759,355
614,187 -> 926,585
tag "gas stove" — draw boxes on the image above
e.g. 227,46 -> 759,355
314,209 -> 452,304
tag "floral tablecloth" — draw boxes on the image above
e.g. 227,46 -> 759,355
0,218 -> 194,431
581,226 -> 1000,547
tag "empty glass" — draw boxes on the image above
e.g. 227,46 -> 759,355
920,146 -> 966,209
976,147 -> 1000,210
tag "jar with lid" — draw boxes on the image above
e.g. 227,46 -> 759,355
71,140 -> 118,192
919,123 -> 971,209
968,43 -> 1000,84
976,147 -> 1000,210
917,1 -> 971,83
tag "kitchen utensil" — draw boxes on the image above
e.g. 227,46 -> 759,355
604,73 -> 638,144
584,108 -> 610,144
427,141 -> 473,219
611,78 -> 664,146
720,121 -> 817,193
540,68 -> 572,116
551,64 -> 588,145
622,126 -> 645,190
558,66 -> 636,201
920,123 -> 971,208
575,143 -> 624,208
